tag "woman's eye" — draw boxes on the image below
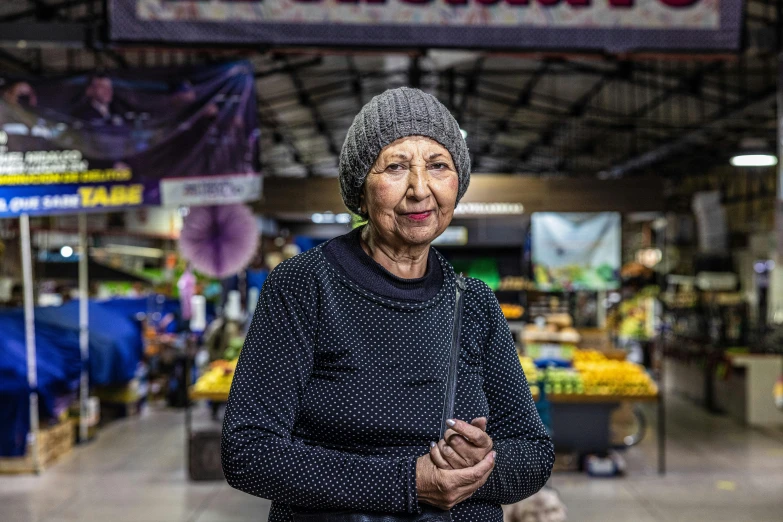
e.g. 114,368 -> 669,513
430,163 -> 448,170
386,163 -> 405,172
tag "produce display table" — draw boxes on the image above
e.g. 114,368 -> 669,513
189,389 -> 229,402
541,393 -> 658,404
532,389 -> 660,469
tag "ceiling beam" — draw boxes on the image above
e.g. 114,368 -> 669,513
473,61 -> 550,168
601,85 -> 777,178
456,56 -> 484,125
0,0 -> 95,23
0,22 -> 89,48
283,56 -> 342,164
257,93 -> 313,177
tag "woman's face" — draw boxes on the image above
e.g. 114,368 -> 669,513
362,136 -> 459,248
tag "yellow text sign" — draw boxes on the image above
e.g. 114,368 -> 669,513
78,184 -> 144,208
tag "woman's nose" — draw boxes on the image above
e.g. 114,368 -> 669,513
407,166 -> 431,200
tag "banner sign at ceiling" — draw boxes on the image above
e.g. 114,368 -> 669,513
532,212 -> 621,291
0,61 -> 260,218
109,0 -> 743,52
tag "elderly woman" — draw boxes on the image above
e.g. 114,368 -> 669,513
222,87 -> 554,521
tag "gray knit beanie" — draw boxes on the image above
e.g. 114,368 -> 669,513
339,87 -> 471,216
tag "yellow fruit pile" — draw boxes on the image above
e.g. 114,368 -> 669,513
501,304 -> 525,320
573,355 -> 657,396
518,355 -> 540,397
572,349 -> 607,363
518,355 -> 538,383
193,359 -> 238,395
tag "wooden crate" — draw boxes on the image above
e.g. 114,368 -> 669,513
0,418 -> 74,474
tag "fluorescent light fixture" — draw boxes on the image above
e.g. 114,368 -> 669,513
729,154 -> 778,167
460,128 -> 468,139
312,212 -> 342,224
98,244 -> 164,259
60,246 -> 73,258
453,202 -> 524,216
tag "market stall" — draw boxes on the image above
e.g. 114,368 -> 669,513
0,59 -> 260,472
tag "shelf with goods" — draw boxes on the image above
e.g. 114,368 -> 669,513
661,276 -> 750,414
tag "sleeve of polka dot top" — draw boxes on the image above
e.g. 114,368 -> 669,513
470,286 -> 555,504
221,279 -> 419,513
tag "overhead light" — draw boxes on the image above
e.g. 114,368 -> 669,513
460,128 -> 468,139
312,212 -> 341,224
60,246 -> 73,258
453,202 -> 524,216
729,154 -> 778,167
730,138 -> 777,167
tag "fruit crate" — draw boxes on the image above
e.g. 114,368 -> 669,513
0,418 -> 74,474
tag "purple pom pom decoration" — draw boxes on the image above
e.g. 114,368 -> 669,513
178,204 -> 259,279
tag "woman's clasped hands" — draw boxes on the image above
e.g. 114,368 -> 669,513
415,417 -> 496,511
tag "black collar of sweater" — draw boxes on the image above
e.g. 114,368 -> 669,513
322,226 -> 444,303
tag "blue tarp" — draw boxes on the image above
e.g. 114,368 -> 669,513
0,297 -> 181,456
0,313 -> 82,456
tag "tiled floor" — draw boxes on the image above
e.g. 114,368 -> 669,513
1,394 -> 782,522
548,396 -> 783,522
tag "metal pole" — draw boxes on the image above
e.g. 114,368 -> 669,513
775,53 -> 783,320
655,217 -> 667,476
20,214 -> 40,473
78,213 -> 89,443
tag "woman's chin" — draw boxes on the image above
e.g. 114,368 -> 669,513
399,224 -> 445,246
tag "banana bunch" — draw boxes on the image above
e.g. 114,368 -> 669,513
574,359 -> 657,396
193,358 -> 238,394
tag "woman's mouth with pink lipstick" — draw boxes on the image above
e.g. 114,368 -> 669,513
403,210 -> 433,222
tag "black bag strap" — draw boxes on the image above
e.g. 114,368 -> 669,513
440,275 -> 466,439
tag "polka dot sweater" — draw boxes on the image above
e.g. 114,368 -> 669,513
221,240 -> 554,522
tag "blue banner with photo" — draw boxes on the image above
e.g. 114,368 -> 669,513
532,212 -> 621,292
0,61 -> 260,218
